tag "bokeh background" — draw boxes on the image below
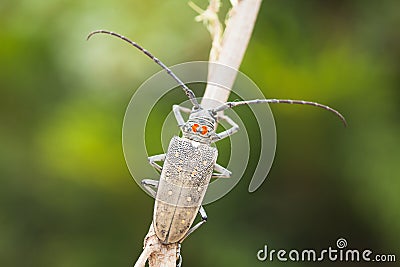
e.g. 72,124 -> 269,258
1,0 -> 399,266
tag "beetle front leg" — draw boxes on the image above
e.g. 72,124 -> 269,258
212,163 -> 232,178
173,104 -> 191,128
213,114 -> 239,142
148,153 -> 166,172
141,179 -> 159,198
179,206 -> 207,243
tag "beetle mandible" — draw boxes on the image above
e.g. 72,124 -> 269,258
87,30 -> 347,245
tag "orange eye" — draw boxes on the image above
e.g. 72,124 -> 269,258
192,123 -> 199,132
201,126 -> 208,135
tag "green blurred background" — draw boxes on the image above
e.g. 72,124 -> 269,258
1,0 -> 399,266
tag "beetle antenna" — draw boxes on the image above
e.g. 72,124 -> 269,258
87,30 -> 201,109
212,99 -> 347,126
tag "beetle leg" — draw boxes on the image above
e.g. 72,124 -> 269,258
141,179 -> 159,198
179,206 -> 207,243
173,104 -> 191,128
148,153 -> 166,172
176,244 -> 182,267
213,114 -> 239,142
212,163 -> 232,178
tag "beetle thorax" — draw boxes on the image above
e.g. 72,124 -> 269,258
182,109 -> 216,144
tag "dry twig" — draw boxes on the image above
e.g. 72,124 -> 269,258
133,1 -> 262,266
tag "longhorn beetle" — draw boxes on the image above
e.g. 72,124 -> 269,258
87,30 -> 347,245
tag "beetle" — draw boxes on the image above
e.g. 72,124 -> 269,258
87,30 -> 347,245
